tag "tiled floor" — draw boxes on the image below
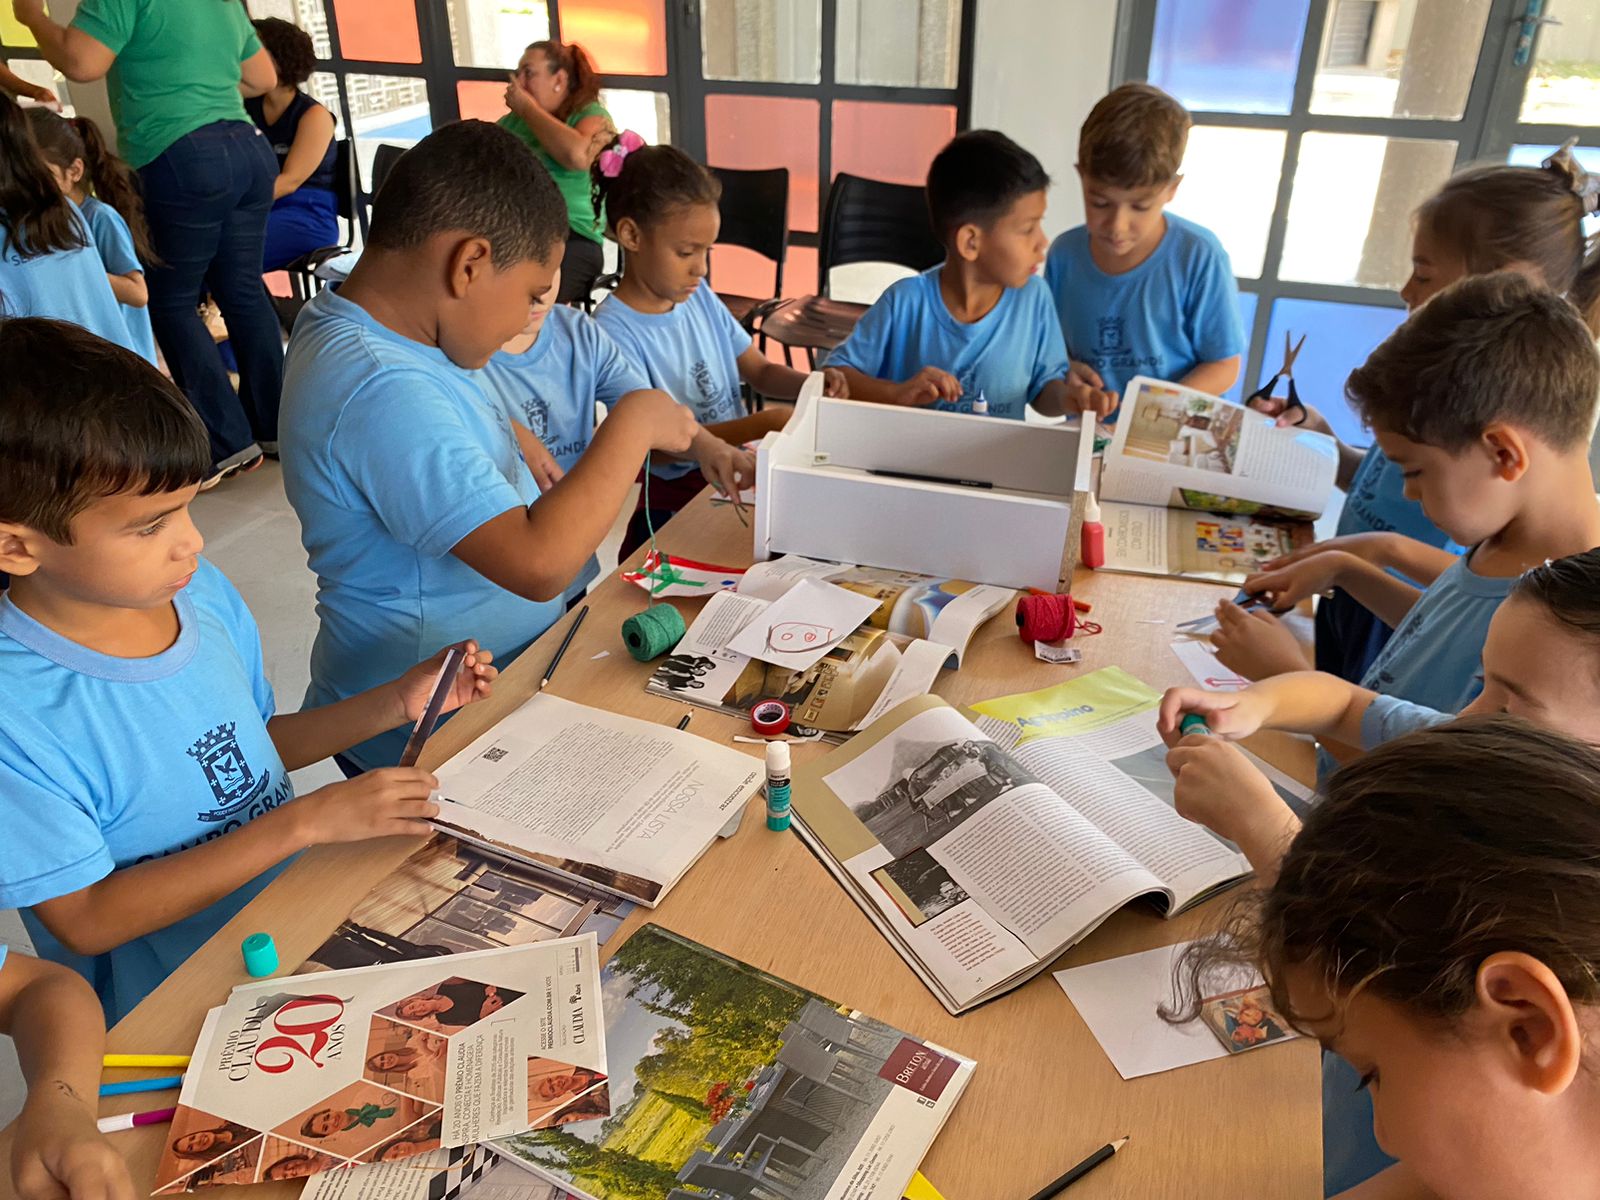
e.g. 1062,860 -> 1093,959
0,461 -> 635,1125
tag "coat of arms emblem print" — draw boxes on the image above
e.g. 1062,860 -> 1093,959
188,723 -> 268,822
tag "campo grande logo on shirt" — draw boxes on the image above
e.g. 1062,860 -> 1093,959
187,722 -> 271,822
519,394 -> 550,440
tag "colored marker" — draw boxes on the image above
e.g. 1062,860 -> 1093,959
100,1075 -> 182,1098
1179,714 -> 1211,737
97,1107 -> 176,1134
102,1054 -> 190,1069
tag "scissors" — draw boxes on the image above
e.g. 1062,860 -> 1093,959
1247,331 -> 1307,426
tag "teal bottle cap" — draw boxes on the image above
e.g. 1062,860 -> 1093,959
1179,713 -> 1211,736
241,932 -> 279,978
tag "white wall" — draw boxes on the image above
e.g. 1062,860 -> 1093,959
43,0 -> 119,145
970,0 -> 1117,238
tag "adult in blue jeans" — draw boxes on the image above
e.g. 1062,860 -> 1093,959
17,0 -> 285,483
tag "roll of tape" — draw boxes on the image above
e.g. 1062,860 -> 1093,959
750,699 -> 792,736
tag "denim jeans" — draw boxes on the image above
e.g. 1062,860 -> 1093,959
139,121 -> 283,467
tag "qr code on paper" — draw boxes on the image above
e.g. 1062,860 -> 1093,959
480,745 -> 509,763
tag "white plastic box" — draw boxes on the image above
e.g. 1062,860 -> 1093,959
753,376 -> 1095,591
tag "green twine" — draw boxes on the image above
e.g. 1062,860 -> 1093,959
622,452 -> 687,661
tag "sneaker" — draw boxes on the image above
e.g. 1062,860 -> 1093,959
259,440 -> 280,459
199,448 -> 265,491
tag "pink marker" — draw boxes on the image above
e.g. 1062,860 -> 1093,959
97,1106 -> 176,1134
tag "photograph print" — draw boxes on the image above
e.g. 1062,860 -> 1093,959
871,848 -> 970,927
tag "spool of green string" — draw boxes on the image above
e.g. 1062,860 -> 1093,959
623,604 -> 687,661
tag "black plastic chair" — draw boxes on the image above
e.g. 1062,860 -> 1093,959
283,137 -> 359,305
708,165 -> 790,328
370,142 -> 407,200
754,173 -> 943,366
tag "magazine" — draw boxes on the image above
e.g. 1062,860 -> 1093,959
493,924 -> 974,1200
1096,377 -> 1335,583
154,939 -> 607,1193
430,694 -> 763,907
788,668 -> 1311,1014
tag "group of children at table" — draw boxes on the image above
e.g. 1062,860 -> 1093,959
1,66 -> 1598,1199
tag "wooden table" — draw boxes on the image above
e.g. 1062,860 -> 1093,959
94,495 -> 1320,1198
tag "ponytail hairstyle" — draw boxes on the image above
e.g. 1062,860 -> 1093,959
525,39 -> 602,123
0,92 -> 84,259
1415,140 -> 1600,336
589,136 -> 720,237
25,108 -> 159,265
1509,546 -> 1600,644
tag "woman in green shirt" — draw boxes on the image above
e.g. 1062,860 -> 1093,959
499,40 -> 613,304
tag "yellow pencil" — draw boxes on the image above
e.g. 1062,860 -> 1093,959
103,1054 -> 191,1069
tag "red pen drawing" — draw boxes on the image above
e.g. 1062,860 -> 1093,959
767,621 -> 834,654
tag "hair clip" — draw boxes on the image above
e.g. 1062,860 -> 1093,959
598,129 -> 646,179
1542,137 -> 1600,216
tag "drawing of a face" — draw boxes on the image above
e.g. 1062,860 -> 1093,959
769,621 -> 832,652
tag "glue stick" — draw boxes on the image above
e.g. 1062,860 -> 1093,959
765,741 -> 792,831
971,391 -> 988,415
1081,492 -> 1106,569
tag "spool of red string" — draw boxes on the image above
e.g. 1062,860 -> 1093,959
1016,593 -> 1099,643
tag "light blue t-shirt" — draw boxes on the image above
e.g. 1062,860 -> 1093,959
828,266 -> 1070,421
1043,213 -> 1242,405
482,306 -> 648,602
0,559 -> 293,1023
1359,692 -> 1450,748
595,281 -> 750,481
281,289 -> 563,769
0,199 -> 151,362
79,195 -> 158,366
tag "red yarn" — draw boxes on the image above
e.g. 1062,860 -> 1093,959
1016,593 -> 1088,642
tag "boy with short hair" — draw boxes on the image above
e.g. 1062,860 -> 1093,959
828,129 -> 1093,419
280,121 -> 697,770
0,319 -> 498,1023
1046,83 -> 1243,414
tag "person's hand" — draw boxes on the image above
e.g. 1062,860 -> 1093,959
821,367 -> 849,398
1247,393 -> 1332,434
694,438 -> 756,505
1064,361 -> 1119,418
1210,602 -> 1311,681
1165,735 -> 1298,853
291,769 -> 440,845
615,389 -> 697,455
892,366 -> 960,408
522,437 -> 564,492
503,76 -> 537,120
394,641 -> 497,723
11,1086 -> 137,1200
21,82 -> 57,106
1262,532 -> 1391,573
1156,686 -> 1271,746
1240,549 -> 1355,612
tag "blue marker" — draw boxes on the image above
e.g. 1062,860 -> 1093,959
100,1075 -> 183,1098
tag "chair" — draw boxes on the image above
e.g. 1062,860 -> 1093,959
370,142 -> 407,199
775,1036 -> 871,1103
709,165 -> 790,329
754,173 -> 944,367
797,999 -> 899,1064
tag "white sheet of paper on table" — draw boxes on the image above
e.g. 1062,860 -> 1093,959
725,577 -> 882,670
1171,638 -> 1249,691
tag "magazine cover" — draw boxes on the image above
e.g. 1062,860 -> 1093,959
154,939 -> 607,1193
1099,502 -> 1311,585
495,925 -> 974,1200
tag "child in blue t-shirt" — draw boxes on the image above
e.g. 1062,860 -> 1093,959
0,319 -> 500,1023
482,266 -> 655,606
1044,84 -> 1242,417
282,122 -> 698,769
27,108 -> 158,365
591,141 -> 847,555
830,130 -> 1086,421
0,95 -> 141,360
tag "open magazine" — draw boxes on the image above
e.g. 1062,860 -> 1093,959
430,694 -> 762,908
646,556 -> 1012,735
494,924 -> 974,1200
790,668 -> 1311,1014
154,939 -> 606,1193
1097,377 -> 1334,583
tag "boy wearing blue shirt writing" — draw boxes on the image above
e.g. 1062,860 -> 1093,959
1045,84 -> 1243,415
281,122 -> 696,770
0,319 -> 500,1023
831,130 -> 1094,420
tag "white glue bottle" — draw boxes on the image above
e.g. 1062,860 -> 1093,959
765,741 -> 792,831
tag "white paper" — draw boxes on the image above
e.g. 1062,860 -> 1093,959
1034,641 -> 1082,664
1055,941 -> 1258,1079
726,577 -> 882,669
1170,639 -> 1249,691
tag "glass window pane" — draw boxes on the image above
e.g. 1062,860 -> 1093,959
1167,126 -> 1286,278
1263,298 -> 1406,448
446,0 -> 551,68
558,0 -> 667,76
1221,290 -> 1258,403
1520,2 -> 1600,124
1150,0 -> 1310,115
600,87 -> 670,146
830,100 -> 954,186
705,94 -> 820,233
247,0 -> 333,59
332,0 -> 422,63
1310,0 -> 1489,119
342,73 -> 432,186
834,0 -> 961,88
701,0 -> 820,84
1279,132 -> 1457,290
457,79 -> 510,122
5,58 -> 68,107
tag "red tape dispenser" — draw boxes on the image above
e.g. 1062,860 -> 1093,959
1016,593 -> 1101,644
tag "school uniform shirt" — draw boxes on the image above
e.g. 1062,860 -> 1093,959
0,559 -> 293,1024
1043,213 -> 1243,406
280,289 -> 563,769
481,306 -> 648,601
594,281 -> 750,481
79,195 -> 158,365
828,266 -> 1070,421
1359,693 -> 1450,748
0,200 -> 152,362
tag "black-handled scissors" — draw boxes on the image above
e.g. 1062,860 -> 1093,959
1247,331 -> 1307,426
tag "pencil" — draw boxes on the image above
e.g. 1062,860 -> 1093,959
1023,1136 -> 1128,1200
100,1075 -> 183,1097
539,605 -> 588,691
676,712 -> 693,730
97,1106 -> 176,1133
103,1054 -> 190,1069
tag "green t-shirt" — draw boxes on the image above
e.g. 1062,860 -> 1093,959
497,102 -> 610,244
71,0 -> 260,169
